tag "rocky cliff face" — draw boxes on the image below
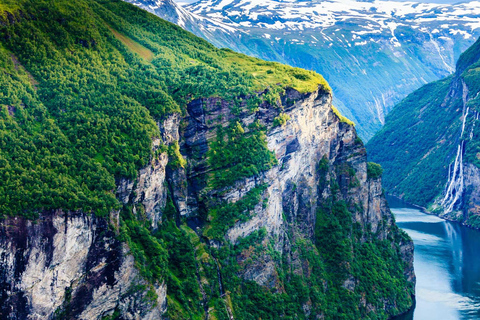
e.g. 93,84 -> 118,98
0,1 -> 413,318
433,77 -> 480,228
0,211 -> 166,320
167,86 -> 414,318
0,86 -> 414,319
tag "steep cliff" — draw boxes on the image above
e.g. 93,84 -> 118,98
368,37 -> 480,228
0,0 -> 414,319
165,86 -> 415,319
126,0 -> 480,140
0,211 -> 167,320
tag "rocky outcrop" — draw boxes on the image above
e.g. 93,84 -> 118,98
117,114 -> 182,230
174,86 -> 414,317
464,164 -> 480,213
1,86 -> 414,319
0,211 -> 166,320
132,151 -> 169,229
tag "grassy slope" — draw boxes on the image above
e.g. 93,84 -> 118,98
0,0 -> 326,218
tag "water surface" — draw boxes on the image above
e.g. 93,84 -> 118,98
388,196 -> 480,320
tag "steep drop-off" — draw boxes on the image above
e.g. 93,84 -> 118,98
0,0 -> 414,319
125,0 -> 480,140
368,37 -> 480,228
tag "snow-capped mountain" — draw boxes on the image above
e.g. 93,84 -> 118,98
125,0 -> 480,139
122,0 -> 242,48
188,0 -> 480,36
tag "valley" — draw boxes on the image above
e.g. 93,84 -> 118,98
1,0 -> 479,319
368,36 -> 480,229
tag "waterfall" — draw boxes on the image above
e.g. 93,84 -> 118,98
441,80 -> 474,213
215,258 -> 224,296
441,140 -> 466,213
212,256 -> 234,319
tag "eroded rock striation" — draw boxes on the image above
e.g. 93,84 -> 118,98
1,85 -> 414,319
0,211 -> 166,320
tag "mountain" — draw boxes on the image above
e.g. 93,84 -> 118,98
127,0 -> 480,140
0,0 -> 413,319
367,36 -> 480,228
122,0 -> 244,49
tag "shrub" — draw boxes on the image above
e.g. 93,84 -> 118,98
367,162 -> 383,180
273,113 -> 291,127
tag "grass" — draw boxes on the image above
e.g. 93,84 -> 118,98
222,49 -> 330,94
0,2 -> 19,16
332,105 -> 355,126
107,25 -> 154,62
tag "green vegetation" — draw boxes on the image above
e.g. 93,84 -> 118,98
0,1 -> 413,319
273,113 -> 291,127
367,77 -> 460,206
101,309 -> 121,320
168,141 -> 187,169
220,49 -> 329,95
313,195 -> 413,319
367,36 -> 480,207
367,162 -> 383,180
0,0 -> 323,218
208,123 -> 277,189
202,168 -> 413,320
107,25 -> 154,61
332,105 -> 355,127
456,36 -> 480,75
156,199 -> 204,320
120,205 -> 168,283
204,185 -> 267,240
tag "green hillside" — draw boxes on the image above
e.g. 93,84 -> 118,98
367,37 -> 480,213
0,0 -> 325,218
0,1 -> 413,319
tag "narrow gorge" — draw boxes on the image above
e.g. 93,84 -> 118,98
368,37 -> 480,228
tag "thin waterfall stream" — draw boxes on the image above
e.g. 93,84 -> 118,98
441,81 -> 472,213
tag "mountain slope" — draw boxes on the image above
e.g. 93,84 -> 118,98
0,0 -> 413,319
367,36 -> 480,228
122,0 -> 247,49
128,0 -> 480,140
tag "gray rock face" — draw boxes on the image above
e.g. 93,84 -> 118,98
133,151 -> 169,229
0,211 -> 166,320
182,86 -> 396,242
117,152 -> 168,230
0,85 -> 414,319
175,86 -> 414,315
117,115 -> 181,230
459,163 -> 480,223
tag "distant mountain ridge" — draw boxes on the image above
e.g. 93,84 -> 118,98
122,0 -> 246,48
126,0 -> 480,139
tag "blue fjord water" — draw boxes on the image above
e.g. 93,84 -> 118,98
388,196 -> 480,320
